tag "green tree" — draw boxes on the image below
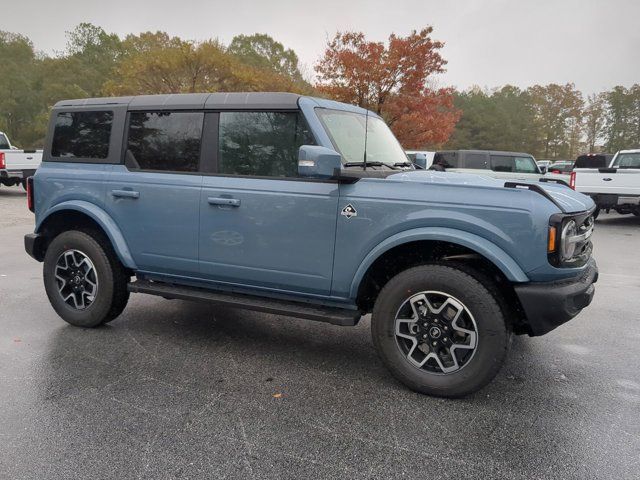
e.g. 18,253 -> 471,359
604,85 -> 640,152
446,86 -> 538,154
227,33 -> 303,80
527,83 -> 583,159
0,31 -> 42,147
583,93 -> 607,152
105,32 -> 308,96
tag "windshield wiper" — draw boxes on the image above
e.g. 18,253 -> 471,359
394,162 -> 415,168
343,161 -> 399,169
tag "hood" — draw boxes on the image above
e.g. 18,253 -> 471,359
386,170 -> 594,214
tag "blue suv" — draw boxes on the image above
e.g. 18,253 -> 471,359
24,93 -> 598,397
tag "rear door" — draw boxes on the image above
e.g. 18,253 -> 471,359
104,110 -> 204,276
198,110 -> 339,296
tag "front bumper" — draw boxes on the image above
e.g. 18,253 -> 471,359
514,258 -> 598,336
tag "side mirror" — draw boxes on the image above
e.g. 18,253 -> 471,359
413,153 -> 427,169
298,145 -> 342,179
539,166 -> 547,174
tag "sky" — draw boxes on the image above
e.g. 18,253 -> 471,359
2,0 -> 639,94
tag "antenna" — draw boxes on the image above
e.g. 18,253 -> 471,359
363,107 -> 369,170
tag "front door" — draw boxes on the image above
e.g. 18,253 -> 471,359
198,111 -> 339,296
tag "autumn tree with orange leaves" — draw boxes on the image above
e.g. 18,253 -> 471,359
315,28 -> 460,148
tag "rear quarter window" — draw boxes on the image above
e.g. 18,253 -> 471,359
51,111 -> 113,159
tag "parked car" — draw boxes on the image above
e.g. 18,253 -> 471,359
24,93 -> 598,397
405,150 -> 435,169
547,161 -> 574,174
543,161 -> 574,184
573,149 -> 640,217
537,160 -> 553,173
433,149 -> 543,181
0,131 -> 42,189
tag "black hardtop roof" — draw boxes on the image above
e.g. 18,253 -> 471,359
437,149 -> 535,157
53,92 -> 302,110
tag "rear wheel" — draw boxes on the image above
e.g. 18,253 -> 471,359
371,263 -> 509,397
43,230 -> 130,327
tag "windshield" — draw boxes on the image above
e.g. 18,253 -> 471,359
0,134 -> 10,149
612,152 -> 640,169
316,109 -> 408,166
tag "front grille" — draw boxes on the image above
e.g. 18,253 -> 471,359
570,214 -> 594,267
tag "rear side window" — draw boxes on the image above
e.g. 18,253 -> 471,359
126,112 -> 204,172
490,155 -> 538,173
575,155 -> 608,168
464,153 -> 488,169
52,111 -> 113,159
218,111 -> 315,177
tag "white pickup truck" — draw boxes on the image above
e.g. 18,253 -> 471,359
0,131 -> 42,189
573,149 -> 640,217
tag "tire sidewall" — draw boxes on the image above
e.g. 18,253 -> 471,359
43,231 -> 116,327
372,264 -> 508,397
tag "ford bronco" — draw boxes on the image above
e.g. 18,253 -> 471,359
24,93 -> 598,397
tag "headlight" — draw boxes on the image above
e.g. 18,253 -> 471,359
548,212 -> 594,267
560,220 -> 577,260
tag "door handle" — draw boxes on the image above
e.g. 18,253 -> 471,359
208,197 -> 240,207
111,189 -> 140,199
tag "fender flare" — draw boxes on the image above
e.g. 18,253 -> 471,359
36,200 -> 137,269
349,227 -> 529,298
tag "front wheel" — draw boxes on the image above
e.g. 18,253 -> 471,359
43,230 -> 130,327
371,263 -> 509,397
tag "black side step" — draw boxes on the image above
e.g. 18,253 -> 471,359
128,280 -> 361,326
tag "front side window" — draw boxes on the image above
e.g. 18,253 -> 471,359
490,155 -> 538,173
52,111 -> 113,159
126,111 -> 204,172
316,109 -> 407,167
0,133 -> 10,149
433,152 -> 460,168
218,111 -> 314,177
612,152 -> 640,169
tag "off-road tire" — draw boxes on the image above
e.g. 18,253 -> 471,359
43,230 -> 130,327
371,263 -> 509,397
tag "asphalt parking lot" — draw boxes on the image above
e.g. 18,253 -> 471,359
1,186 -> 639,479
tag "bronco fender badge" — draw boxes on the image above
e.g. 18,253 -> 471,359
341,204 -> 358,219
